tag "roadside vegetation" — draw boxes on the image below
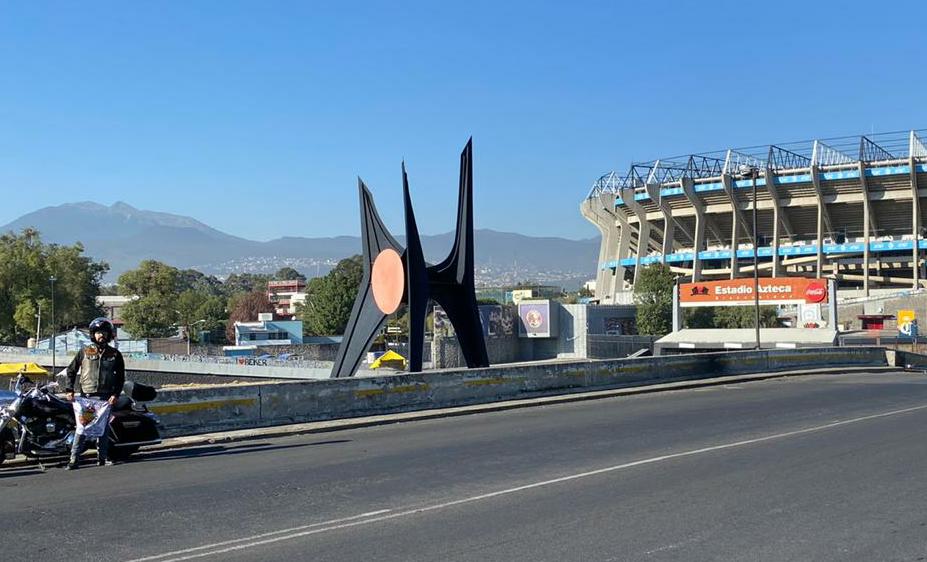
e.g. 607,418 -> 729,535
0,229 -> 107,346
0,228 -> 369,347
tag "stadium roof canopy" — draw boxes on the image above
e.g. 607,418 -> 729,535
589,129 -> 927,198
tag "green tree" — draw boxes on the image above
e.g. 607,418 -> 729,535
684,305 -> 780,329
120,297 -> 178,338
118,260 -> 179,297
298,255 -> 363,335
633,264 -> 675,336
713,305 -> 780,329
274,267 -> 306,281
13,300 -> 38,337
683,306 -> 716,329
177,269 -> 224,296
222,273 -> 271,296
175,290 -> 208,342
0,229 -> 107,345
118,260 -> 181,338
196,295 -> 228,342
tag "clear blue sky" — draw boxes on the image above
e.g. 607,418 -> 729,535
1,1 -> 925,241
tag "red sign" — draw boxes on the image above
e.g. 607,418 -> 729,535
680,278 -> 828,307
804,280 -> 827,303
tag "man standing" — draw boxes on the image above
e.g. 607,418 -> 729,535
65,317 -> 125,469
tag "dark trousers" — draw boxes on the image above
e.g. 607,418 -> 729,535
69,394 -> 111,462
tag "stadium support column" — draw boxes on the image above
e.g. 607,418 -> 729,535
721,173 -> 743,279
621,187 -> 652,285
614,211 -> 632,293
858,161 -> 872,295
580,196 -> 621,302
911,154 -> 921,289
810,164 -> 830,278
763,166 -> 791,278
645,182 -> 675,261
681,177 -> 705,281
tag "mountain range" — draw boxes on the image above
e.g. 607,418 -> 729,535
1,202 -> 599,288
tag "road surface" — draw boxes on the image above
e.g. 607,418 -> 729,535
2,369 -> 926,561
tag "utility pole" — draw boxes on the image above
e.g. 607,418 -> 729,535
739,164 -> 762,350
34,302 -> 42,347
49,276 -> 57,373
752,170 -> 761,350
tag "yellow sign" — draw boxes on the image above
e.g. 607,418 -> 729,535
898,309 -> 917,337
898,310 -> 916,324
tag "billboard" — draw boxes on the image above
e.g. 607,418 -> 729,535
898,309 -> 918,337
478,305 -> 516,337
679,278 -> 828,307
518,300 -> 557,338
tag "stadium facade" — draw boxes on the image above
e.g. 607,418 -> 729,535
580,129 -> 927,304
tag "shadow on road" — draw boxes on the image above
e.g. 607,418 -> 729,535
0,465 -> 54,478
131,439 -> 353,463
0,439 -> 352,474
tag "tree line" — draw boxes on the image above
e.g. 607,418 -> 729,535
0,229 -> 107,345
116,257 -> 363,342
0,229 -> 365,346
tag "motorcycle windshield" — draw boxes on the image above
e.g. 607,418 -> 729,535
0,390 -> 16,407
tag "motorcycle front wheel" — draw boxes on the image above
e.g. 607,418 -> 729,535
0,429 -> 15,466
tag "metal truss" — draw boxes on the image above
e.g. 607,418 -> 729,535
911,131 -> 927,159
686,155 -> 726,178
811,141 -> 856,167
587,128 -> 927,197
768,145 -> 811,170
722,149 -> 765,175
859,136 -> 896,162
587,171 -> 623,198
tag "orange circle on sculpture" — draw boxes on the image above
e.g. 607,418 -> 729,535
371,248 -> 405,314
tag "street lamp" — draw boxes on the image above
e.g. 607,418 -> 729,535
739,164 -> 761,350
49,275 -> 57,373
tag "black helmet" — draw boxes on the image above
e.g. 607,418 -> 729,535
88,317 -> 115,343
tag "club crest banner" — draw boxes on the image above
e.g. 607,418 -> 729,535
72,397 -> 111,438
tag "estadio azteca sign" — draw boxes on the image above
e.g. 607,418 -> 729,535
679,278 -> 828,307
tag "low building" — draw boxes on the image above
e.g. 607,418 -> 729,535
95,295 -> 139,328
267,280 -> 307,319
234,313 -> 304,347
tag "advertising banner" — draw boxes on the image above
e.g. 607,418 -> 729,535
518,300 -> 555,338
898,309 -> 918,337
679,278 -> 828,307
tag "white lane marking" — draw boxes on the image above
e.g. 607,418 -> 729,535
137,403 -> 927,561
126,510 -> 391,562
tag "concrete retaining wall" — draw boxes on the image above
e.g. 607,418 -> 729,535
151,346 -> 888,437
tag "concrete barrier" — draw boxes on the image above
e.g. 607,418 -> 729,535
0,350 -> 330,385
891,349 -> 927,369
150,346 -> 890,437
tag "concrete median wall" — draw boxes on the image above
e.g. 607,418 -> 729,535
150,346 -> 889,437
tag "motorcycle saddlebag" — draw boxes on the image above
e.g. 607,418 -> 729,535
124,381 -> 157,402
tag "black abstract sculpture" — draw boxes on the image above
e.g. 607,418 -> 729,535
330,139 -> 490,378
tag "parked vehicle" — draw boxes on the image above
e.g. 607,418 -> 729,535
0,374 -> 160,466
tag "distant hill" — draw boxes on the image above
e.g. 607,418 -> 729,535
2,202 -> 599,288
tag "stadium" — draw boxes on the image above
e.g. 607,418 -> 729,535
581,129 -> 927,304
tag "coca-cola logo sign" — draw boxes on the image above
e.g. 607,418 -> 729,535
805,281 -> 827,303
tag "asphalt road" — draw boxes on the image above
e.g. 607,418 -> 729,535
3,369 -> 927,561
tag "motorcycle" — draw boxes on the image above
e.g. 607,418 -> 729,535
0,374 -> 161,466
